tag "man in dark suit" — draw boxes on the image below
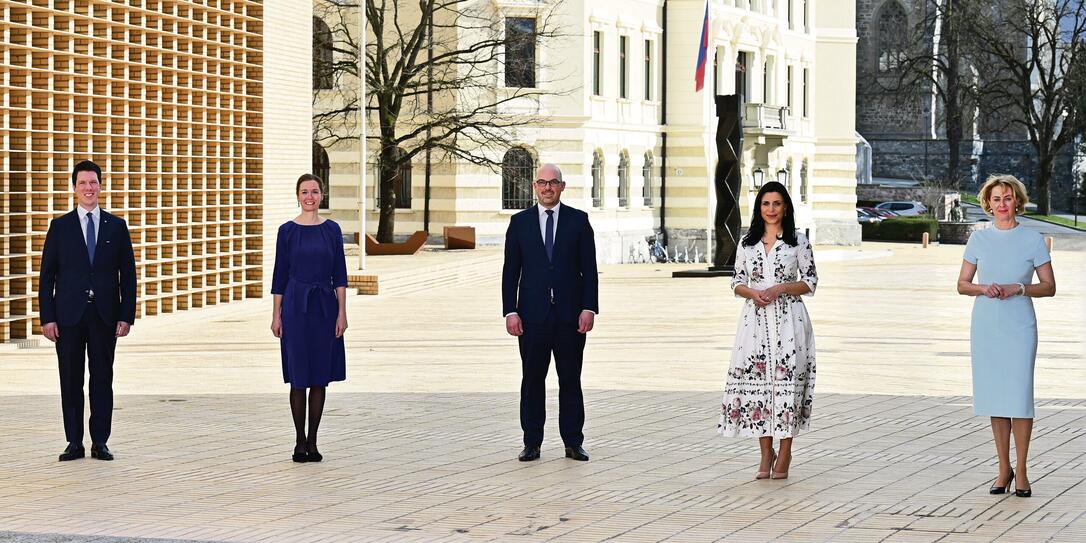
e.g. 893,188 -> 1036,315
39,160 -> 136,462
503,163 -> 598,462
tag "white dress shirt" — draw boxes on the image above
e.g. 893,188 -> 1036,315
77,205 -> 100,245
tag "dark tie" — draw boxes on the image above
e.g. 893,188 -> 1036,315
544,209 -> 554,261
86,213 -> 96,265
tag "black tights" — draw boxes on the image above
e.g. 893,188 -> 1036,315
289,386 -> 326,453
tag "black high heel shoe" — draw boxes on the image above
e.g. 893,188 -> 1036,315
989,468 -> 1013,494
307,449 -> 323,463
1014,474 -> 1031,498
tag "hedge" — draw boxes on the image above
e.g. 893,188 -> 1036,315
861,217 -> 939,242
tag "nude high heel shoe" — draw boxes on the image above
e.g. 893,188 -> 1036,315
770,455 -> 789,480
755,451 -> 776,480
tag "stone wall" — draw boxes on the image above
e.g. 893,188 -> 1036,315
938,221 -> 989,245
867,138 -> 1078,208
855,0 -> 930,136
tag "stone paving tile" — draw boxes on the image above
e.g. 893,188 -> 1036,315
0,391 -> 1082,542
0,243 -> 1083,542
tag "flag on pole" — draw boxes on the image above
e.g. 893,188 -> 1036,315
694,0 -> 710,92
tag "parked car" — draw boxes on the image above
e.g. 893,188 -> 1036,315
876,201 -> 928,216
859,206 -> 899,219
856,208 -> 882,224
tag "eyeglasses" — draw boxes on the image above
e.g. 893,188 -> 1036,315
534,179 -> 562,187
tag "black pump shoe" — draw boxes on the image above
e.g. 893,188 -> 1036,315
307,449 -> 323,463
989,468 -> 1013,495
1014,474 -> 1031,498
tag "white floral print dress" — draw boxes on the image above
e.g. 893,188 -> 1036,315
718,231 -> 818,439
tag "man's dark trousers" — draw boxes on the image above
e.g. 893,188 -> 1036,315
57,297 -> 116,445
519,306 -> 586,448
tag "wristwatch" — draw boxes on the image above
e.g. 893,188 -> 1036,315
1016,283 -> 1026,296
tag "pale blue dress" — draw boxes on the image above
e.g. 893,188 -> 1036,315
964,224 -> 1051,418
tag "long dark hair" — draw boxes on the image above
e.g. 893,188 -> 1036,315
741,181 -> 798,247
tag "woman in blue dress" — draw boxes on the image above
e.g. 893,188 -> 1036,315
271,174 -> 348,463
957,175 -> 1056,497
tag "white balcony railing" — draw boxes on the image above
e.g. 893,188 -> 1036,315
742,103 -> 789,131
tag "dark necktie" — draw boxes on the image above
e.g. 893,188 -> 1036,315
544,209 -> 554,261
86,213 -> 96,265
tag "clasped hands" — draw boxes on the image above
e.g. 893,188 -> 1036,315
749,285 -> 783,308
506,311 -> 595,337
981,283 -> 1024,300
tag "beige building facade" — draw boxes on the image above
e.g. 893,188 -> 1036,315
314,0 -> 859,263
0,1 -> 310,343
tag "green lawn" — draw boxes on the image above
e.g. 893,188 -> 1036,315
1024,212 -> 1086,231
961,192 -> 980,205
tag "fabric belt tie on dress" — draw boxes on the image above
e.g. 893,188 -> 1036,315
293,279 -> 334,314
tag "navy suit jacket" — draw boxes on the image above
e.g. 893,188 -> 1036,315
502,203 -> 599,325
39,209 -> 137,327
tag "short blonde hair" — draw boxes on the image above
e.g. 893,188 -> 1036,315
978,174 -> 1029,215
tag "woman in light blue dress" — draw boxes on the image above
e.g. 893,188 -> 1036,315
957,175 -> 1056,498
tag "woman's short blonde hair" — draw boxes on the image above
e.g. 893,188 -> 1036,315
978,174 -> 1029,215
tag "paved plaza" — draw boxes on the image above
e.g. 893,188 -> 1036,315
0,241 -> 1083,542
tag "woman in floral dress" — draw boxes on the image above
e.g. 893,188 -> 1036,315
718,181 -> 818,480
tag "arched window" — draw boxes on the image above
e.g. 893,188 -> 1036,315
800,159 -> 809,203
876,2 -> 907,72
617,151 -> 630,208
313,17 -> 333,90
591,150 -> 603,208
502,147 -> 535,209
375,147 -> 412,209
642,151 -> 653,207
312,142 -> 330,209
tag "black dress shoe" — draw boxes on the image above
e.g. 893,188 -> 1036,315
292,446 -> 308,463
989,468 -> 1014,495
518,446 -> 541,461
90,443 -> 113,461
564,445 -> 589,461
58,443 -> 85,462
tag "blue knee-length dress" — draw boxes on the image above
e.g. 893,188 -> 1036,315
964,224 -> 1051,418
271,220 -> 348,388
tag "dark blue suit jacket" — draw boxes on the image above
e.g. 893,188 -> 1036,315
502,203 -> 599,324
39,209 -> 137,327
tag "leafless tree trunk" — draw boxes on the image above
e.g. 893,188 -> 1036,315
314,0 -> 568,242
874,0 -> 977,189
966,0 -> 1086,214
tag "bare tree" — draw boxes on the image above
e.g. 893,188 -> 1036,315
313,0 -> 568,242
872,0 -> 981,189
965,0 -> 1086,214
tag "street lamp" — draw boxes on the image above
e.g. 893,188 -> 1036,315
752,168 -> 764,189
777,168 -> 789,186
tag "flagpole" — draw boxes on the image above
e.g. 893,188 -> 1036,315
358,1 -> 367,271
